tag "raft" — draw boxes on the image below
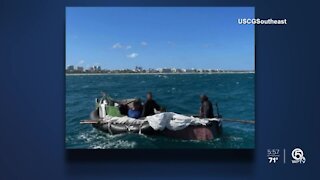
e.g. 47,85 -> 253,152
83,96 -> 223,140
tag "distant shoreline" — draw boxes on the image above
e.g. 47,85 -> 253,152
66,72 -> 255,76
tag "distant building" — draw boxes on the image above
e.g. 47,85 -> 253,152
197,69 -> 203,73
147,68 -> 157,73
160,68 -> 172,73
135,66 -> 143,72
77,66 -> 84,72
176,68 -> 183,73
92,65 -> 101,72
186,69 -> 194,73
67,65 -> 74,71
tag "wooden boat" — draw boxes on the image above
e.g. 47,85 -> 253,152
81,96 -> 223,140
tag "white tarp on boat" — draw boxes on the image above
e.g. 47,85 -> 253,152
102,112 -> 220,131
146,112 -> 212,131
101,115 -> 146,125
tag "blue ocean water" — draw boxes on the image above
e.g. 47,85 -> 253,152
66,73 -> 254,149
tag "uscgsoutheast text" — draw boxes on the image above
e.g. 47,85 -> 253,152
238,18 -> 287,25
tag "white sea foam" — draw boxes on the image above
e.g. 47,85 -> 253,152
76,129 -> 137,149
90,140 -> 137,149
226,136 -> 243,141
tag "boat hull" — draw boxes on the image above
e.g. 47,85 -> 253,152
161,121 -> 221,140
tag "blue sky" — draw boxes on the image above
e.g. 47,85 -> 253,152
66,7 -> 254,70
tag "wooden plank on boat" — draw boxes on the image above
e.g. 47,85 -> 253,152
223,118 -> 255,124
80,120 -> 100,124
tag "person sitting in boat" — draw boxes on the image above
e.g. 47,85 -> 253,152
128,101 -> 142,119
142,92 -> 161,117
199,94 -> 214,118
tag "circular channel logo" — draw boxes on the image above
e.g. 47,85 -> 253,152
291,148 -> 306,164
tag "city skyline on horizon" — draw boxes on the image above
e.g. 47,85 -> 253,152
66,64 -> 255,71
66,7 -> 255,70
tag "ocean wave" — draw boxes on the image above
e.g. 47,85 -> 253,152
224,136 -> 244,141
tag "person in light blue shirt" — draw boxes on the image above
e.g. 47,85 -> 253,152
128,101 -> 142,119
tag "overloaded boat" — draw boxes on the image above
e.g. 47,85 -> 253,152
81,95 -> 223,140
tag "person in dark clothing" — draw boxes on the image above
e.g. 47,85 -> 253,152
142,92 -> 160,117
199,95 -> 214,118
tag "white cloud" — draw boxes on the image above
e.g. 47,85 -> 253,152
78,60 -> 85,65
127,53 -> 139,59
112,43 -> 123,49
141,41 -> 148,46
112,43 -> 133,50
